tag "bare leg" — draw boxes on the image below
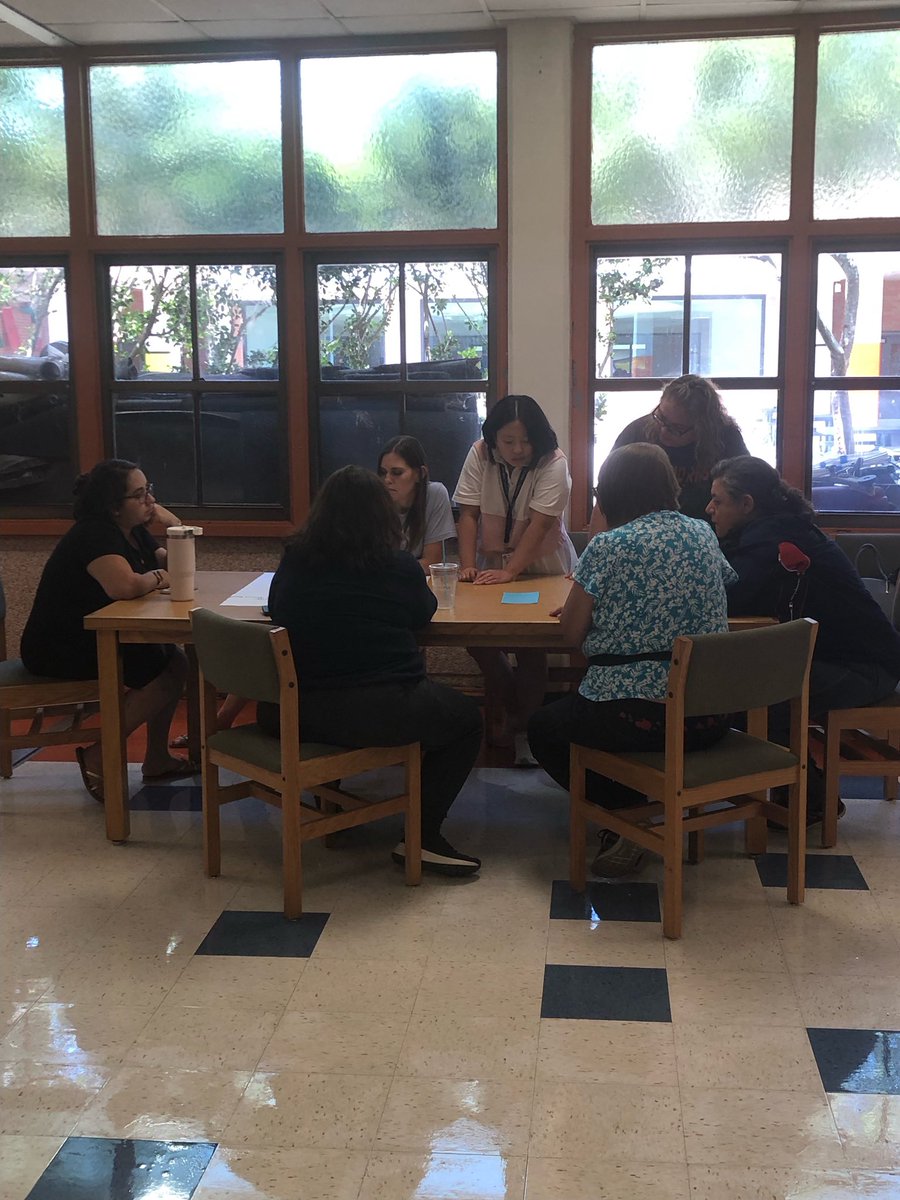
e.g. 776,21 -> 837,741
216,693 -> 249,729
83,650 -> 188,778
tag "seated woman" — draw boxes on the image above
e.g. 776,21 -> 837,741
707,455 -> 900,817
377,435 -> 456,570
527,443 -> 735,877
20,459 -> 194,802
262,465 -> 483,876
612,374 -> 748,519
453,394 -> 577,766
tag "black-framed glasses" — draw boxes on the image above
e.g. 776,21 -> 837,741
124,482 -> 155,502
652,406 -> 694,438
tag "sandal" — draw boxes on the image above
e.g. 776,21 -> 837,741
75,746 -> 104,804
169,733 -> 189,749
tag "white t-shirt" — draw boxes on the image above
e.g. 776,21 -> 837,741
453,441 -> 577,576
401,481 -> 457,559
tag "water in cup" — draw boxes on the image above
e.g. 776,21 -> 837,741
429,562 -> 459,609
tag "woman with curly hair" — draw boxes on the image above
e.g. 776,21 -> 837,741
612,374 -> 748,519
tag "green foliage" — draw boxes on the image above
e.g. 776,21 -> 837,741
595,258 -> 670,375
318,264 -> 399,370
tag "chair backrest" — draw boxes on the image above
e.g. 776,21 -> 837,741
190,608 -> 285,704
676,618 -> 818,718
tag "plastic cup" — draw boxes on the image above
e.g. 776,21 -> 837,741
429,562 -> 459,610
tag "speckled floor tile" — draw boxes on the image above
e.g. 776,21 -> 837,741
358,1151 -> 527,1200
224,1071 -> 391,1150
259,1009 -> 409,1074
524,1159 -> 689,1200
0,1135 -> 66,1199
686,1165 -> 856,1199
0,1061 -> 111,1136
191,1145 -> 370,1200
675,1022 -> 824,1092
0,1003 -> 156,1067
163,955 -> 307,1010
286,958 -> 424,1015
412,959 -> 543,1020
128,1002 -> 282,1071
666,967 -> 804,1026
529,1079 -> 684,1163
829,1093 -> 900,1168
396,1013 -> 539,1080
374,1078 -> 533,1155
681,1087 -> 845,1167
536,1018 -> 677,1085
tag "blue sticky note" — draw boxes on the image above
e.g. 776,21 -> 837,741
502,591 -> 540,604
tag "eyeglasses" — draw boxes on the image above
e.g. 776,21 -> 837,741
124,482 -> 155,502
652,406 -> 694,438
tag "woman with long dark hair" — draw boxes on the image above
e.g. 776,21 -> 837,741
612,374 -> 748,518
708,455 -> 900,819
263,465 -> 482,876
21,459 -> 193,802
453,394 -> 577,765
377,435 -> 456,569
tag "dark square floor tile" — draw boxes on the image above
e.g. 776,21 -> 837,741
25,1137 -> 216,1200
550,879 -> 660,923
755,853 -> 869,890
840,777 -> 889,800
195,909 -> 329,957
808,1027 -> 900,1095
130,784 -> 202,811
541,963 -> 671,1021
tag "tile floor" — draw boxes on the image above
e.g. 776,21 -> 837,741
2,761 -> 900,1198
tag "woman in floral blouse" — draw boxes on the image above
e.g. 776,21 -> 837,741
527,442 -> 736,877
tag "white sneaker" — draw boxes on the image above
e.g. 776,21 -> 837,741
392,836 -> 481,876
513,732 -> 539,768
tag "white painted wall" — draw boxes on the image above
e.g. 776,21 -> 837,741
506,20 -> 573,454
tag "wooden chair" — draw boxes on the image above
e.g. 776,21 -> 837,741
569,618 -> 818,939
190,608 -> 421,919
811,693 -> 900,849
0,580 -> 100,779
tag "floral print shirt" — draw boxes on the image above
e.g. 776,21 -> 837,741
575,509 -> 737,703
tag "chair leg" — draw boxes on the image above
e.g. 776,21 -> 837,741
569,749 -> 587,893
662,802 -> 684,940
282,787 -> 303,920
745,793 -> 768,856
202,765 -> 222,879
787,777 -> 806,907
0,709 -> 12,779
405,748 -> 422,887
885,732 -> 899,801
687,812 -> 704,864
821,717 -> 842,849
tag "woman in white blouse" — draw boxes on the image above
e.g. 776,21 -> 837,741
453,394 -> 577,765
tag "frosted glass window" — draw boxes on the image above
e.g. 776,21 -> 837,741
301,52 -> 497,233
0,67 -> 68,237
816,31 -> 900,220
591,38 -> 793,224
90,62 -> 283,235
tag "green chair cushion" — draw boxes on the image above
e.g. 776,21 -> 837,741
611,730 -> 799,789
208,725 -> 349,774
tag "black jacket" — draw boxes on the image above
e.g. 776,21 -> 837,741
721,513 -> 900,675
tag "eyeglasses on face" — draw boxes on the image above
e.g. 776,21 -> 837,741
651,405 -> 694,438
124,482 -> 155,502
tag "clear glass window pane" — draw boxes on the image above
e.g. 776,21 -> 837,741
0,391 -> 75,508
318,264 -> 400,380
90,62 -> 283,236
812,388 -> 900,513
690,254 -> 782,378
406,392 -> 486,493
815,251 -> 900,382
0,67 -> 68,237
596,257 -> 685,379
816,31 -> 900,220
200,393 -> 281,505
301,52 -> 497,233
110,266 -> 192,380
405,261 -> 488,381
318,394 -> 401,482
112,394 -> 196,508
196,265 -> 278,379
591,37 -> 793,224
0,266 -> 68,368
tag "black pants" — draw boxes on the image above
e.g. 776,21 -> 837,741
259,678 -> 482,840
528,692 -> 727,807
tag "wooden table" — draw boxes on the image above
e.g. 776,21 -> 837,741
419,574 -> 575,648
84,570 -> 262,843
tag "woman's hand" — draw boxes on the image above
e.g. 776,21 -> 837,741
148,502 -> 181,533
474,568 -> 516,585
549,606 -> 563,618
458,566 -> 478,583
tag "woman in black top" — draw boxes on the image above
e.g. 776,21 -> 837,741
263,465 -> 483,876
21,459 -> 194,801
613,374 -> 749,519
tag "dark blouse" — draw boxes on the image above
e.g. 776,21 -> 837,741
21,517 -> 168,688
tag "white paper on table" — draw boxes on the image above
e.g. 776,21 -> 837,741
220,572 -> 275,606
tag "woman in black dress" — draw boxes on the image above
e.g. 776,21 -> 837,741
21,459 -> 195,801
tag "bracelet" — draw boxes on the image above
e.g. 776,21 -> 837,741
152,569 -> 164,590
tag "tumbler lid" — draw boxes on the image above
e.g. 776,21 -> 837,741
166,525 -> 203,538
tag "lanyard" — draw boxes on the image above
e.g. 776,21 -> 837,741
499,464 -> 530,546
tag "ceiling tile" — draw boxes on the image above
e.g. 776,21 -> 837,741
47,20 -> 206,42
167,0 -> 329,17
0,19 -> 40,44
332,0 -> 482,14
11,0 -> 171,20
192,17 -> 346,37
342,12 -> 495,32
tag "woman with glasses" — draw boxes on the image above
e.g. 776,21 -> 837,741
453,394 -> 577,765
611,374 -> 748,519
527,443 -> 735,877
20,459 -> 195,803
